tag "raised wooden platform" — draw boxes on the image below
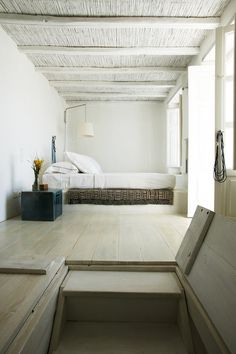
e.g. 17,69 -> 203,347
0,206 -> 190,353
0,257 -> 66,353
1,206 -> 235,353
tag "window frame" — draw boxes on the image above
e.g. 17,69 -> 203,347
166,102 -> 181,169
215,23 -> 235,172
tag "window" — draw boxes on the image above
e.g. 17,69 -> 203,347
167,103 -> 180,168
223,28 -> 234,169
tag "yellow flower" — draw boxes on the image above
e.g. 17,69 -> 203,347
32,157 -> 44,175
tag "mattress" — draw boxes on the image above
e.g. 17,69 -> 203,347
43,172 -> 175,190
95,173 -> 175,189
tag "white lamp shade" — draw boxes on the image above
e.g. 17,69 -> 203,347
80,122 -> 94,137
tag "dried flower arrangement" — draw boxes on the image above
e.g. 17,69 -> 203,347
31,157 -> 44,190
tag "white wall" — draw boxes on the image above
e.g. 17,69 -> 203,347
0,26 -> 65,222
67,101 -> 166,173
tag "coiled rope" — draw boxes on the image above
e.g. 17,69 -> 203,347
214,130 -> 227,183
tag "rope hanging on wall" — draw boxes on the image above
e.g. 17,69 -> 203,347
214,130 -> 227,183
51,136 -> 56,164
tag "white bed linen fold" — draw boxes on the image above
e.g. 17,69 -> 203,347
42,173 -> 94,189
69,174 -> 94,188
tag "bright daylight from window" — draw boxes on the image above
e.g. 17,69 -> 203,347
224,29 -> 234,169
167,99 -> 180,170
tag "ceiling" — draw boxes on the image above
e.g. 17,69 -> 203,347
0,0 -> 231,103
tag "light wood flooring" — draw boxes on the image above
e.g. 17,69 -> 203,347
0,205 -> 190,352
0,204 -> 191,265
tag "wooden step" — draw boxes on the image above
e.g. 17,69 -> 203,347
61,271 -> 183,323
53,322 -> 188,354
50,271 -> 193,353
62,270 -> 182,297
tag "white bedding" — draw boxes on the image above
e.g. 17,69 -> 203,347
42,173 -> 94,189
95,173 -> 175,189
43,172 -> 175,190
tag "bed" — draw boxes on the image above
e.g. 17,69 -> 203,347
42,172 -> 175,205
42,153 -> 175,205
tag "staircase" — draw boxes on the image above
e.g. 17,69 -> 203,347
50,270 -> 193,354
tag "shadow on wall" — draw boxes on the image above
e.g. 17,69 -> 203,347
6,194 -> 21,220
6,155 -> 21,219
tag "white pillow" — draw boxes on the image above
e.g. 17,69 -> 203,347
65,152 -> 102,174
44,161 -> 78,174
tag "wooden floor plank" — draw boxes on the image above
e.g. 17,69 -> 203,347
134,216 -> 174,261
0,205 -> 190,265
0,258 -> 51,274
118,215 -> 143,262
92,214 -> 119,262
66,214 -> 106,262
155,216 -> 189,256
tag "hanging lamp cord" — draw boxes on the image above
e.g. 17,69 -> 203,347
214,130 -> 227,183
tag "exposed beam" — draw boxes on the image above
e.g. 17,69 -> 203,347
60,90 -> 169,95
50,80 -> 176,88
220,0 -> 236,27
61,93 -> 167,99
165,72 -> 187,104
0,13 -> 220,29
59,89 -> 170,95
19,46 -> 199,56
66,95 -> 164,101
36,66 -> 186,74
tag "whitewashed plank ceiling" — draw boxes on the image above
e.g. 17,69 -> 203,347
0,0 -> 231,102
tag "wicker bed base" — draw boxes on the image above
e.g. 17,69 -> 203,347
67,188 -> 174,205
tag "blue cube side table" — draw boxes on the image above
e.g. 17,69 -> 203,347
21,189 -> 62,221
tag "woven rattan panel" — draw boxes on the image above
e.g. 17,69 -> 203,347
67,188 -> 173,205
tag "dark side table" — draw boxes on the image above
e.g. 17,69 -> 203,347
21,189 -> 62,221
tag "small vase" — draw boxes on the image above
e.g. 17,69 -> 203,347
32,173 -> 39,191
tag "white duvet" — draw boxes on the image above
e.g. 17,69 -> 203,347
43,172 -> 175,190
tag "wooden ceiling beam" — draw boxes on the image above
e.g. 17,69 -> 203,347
0,13 -> 220,29
50,80 -> 176,88
36,66 -> 186,74
66,98 -> 165,102
61,92 -> 167,99
19,45 -> 199,56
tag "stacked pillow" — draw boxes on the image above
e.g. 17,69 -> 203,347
65,152 -> 102,174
